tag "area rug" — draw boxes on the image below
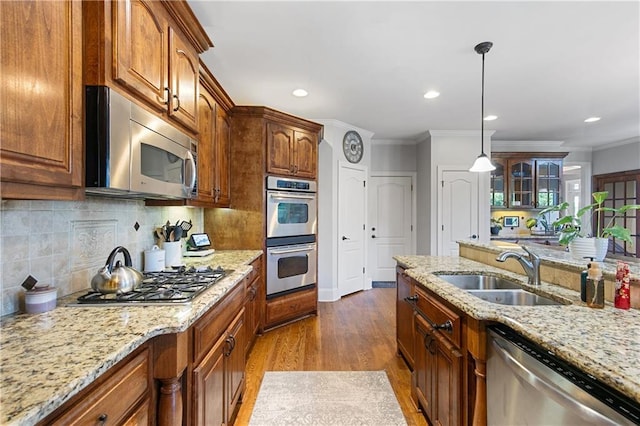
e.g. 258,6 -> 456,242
249,371 -> 407,425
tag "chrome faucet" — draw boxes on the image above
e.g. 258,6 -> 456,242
496,246 -> 541,286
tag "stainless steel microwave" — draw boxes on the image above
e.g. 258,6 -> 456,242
85,86 -> 196,199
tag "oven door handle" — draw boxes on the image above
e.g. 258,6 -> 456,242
269,246 -> 315,255
269,193 -> 316,201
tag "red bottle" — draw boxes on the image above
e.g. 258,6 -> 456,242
615,261 -> 631,310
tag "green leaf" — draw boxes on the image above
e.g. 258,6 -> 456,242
592,191 -> 608,205
602,225 -> 633,245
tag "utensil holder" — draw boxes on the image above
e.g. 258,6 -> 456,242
164,241 -> 182,267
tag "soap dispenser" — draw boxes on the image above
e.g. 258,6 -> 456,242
585,261 -> 604,309
580,257 -> 594,302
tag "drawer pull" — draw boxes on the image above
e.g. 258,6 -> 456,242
98,413 -> 108,425
433,320 -> 453,333
404,295 -> 418,302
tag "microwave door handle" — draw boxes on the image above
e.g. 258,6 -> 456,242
269,246 -> 315,255
270,194 -> 316,201
184,150 -> 196,195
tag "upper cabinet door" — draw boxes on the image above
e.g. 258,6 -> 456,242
490,158 -> 506,208
509,160 -> 534,208
266,123 -> 294,176
0,0 -> 84,200
215,108 -> 231,206
113,0 -> 168,112
293,130 -> 317,179
169,27 -> 199,131
197,83 -> 216,204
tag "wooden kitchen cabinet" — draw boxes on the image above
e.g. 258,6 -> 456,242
85,0 -> 211,133
42,344 -> 152,425
265,286 -> 317,327
215,107 -> 232,206
267,122 -> 318,179
396,266 -> 415,370
193,64 -> 234,207
191,281 -> 245,425
491,152 -> 567,209
0,0 -> 84,200
410,285 -> 464,426
245,256 -> 264,355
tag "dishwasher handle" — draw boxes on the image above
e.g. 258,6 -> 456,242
490,336 -> 622,426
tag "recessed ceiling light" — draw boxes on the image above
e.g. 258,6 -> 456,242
484,115 -> 498,121
292,89 -> 308,97
423,90 -> 440,99
584,116 -> 601,123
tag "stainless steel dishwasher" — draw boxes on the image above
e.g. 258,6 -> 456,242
487,324 -> 640,425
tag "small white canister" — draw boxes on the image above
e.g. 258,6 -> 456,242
144,245 -> 165,272
25,286 -> 57,314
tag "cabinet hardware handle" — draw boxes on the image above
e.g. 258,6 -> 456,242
163,87 -> 170,105
371,235 -> 376,238
172,95 -> 180,112
433,320 -> 453,332
404,295 -> 418,302
98,413 -> 108,425
423,333 -> 431,349
341,236 -> 350,241
428,336 -> 437,355
224,338 -> 233,356
229,335 -> 236,351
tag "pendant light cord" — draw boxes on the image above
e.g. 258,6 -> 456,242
481,51 -> 485,155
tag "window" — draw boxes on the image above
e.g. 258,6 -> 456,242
593,170 -> 640,258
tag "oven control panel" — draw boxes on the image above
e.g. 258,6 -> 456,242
267,176 -> 316,192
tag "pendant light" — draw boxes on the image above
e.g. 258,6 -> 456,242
469,41 -> 496,172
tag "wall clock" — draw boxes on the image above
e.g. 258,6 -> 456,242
343,130 -> 364,163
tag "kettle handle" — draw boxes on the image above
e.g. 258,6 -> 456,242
105,246 -> 133,272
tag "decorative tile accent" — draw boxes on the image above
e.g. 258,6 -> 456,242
70,220 -> 117,271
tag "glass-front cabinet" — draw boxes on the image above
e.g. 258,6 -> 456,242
491,153 -> 567,209
490,158 -> 506,207
510,160 -> 534,208
536,160 -> 562,208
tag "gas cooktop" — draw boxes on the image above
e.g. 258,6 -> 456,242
73,266 -> 230,306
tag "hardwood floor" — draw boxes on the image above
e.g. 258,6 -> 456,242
235,288 -> 428,425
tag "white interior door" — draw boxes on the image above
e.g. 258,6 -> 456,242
368,176 -> 413,282
439,169 -> 479,256
338,163 -> 367,297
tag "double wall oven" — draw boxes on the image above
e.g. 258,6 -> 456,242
266,176 -> 317,298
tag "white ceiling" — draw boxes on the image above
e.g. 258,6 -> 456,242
189,1 -> 640,149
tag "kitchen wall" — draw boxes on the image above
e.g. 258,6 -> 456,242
0,197 -> 203,316
592,139 -> 640,175
370,142 -> 417,172
316,119 -> 374,302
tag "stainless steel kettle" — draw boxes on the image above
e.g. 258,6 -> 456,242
91,246 -> 143,294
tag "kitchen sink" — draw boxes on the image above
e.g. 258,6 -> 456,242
436,274 -> 524,290
466,289 -> 564,306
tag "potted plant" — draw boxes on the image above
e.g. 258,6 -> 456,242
539,191 -> 640,260
525,211 -> 555,236
490,217 -> 503,236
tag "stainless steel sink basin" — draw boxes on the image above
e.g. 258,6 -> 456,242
466,289 -> 564,306
436,274 -> 523,290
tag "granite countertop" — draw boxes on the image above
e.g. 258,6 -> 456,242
394,254 -> 640,405
0,250 -> 262,426
461,240 -> 640,281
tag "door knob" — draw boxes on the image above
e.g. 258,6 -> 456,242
342,236 -> 350,240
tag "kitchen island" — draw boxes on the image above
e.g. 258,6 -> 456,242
394,252 -> 640,419
0,250 -> 261,426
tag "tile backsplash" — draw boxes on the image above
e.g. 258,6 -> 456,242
0,196 -> 203,316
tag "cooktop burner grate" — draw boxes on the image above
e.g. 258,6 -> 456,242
75,266 -> 230,305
